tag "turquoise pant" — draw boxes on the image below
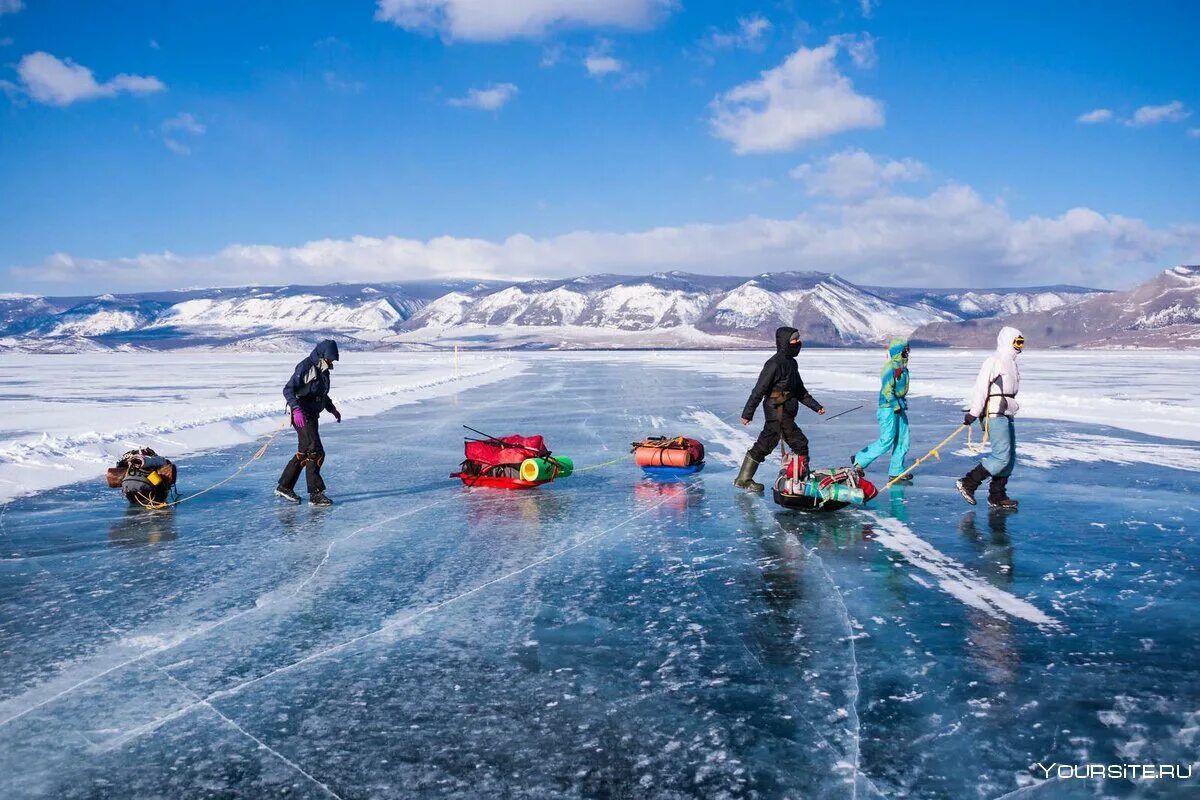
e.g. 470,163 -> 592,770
981,415 -> 1017,477
855,407 -> 910,476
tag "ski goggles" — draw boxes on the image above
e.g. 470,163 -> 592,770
1012,335 -> 1025,351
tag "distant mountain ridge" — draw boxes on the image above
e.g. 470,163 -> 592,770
913,265 -> 1200,349
0,271 -> 1110,352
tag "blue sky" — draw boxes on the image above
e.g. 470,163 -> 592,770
1,0 -> 1197,294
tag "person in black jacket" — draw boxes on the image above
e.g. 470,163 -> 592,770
735,326 -> 825,492
275,339 -> 342,506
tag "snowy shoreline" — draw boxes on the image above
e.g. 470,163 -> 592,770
0,352 -> 523,506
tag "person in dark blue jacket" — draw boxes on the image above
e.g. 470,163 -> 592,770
734,326 -> 826,492
276,339 -> 341,505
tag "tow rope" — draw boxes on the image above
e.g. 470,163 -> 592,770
881,423 -> 968,491
965,414 -> 990,455
134,419 -> 290,509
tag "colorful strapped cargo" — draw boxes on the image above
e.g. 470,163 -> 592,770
631,435 -> 705,477
772,453 -> 877,513
106,447 -> 178,506
451,433 -> 573,489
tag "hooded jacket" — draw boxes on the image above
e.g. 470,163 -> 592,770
879,337 -> 910,411
283,339 -> 339,416
742,326 -> 822,420
968,326 -> 1022,418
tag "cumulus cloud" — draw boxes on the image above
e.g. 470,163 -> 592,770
374,0 -> 673,42
790,149 -> 927,199
13,52 -> 165,106
447,82 -> 518,110
0,0 -> 23,16
709,36 -> 884,154
706,14 -> 772,50
1126,100 -> 1190,127
14,181 -> 1198,293
1076,108 -> 1113,124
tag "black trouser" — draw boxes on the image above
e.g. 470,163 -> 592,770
278,413 -> 326,494
749,397 -> 809,462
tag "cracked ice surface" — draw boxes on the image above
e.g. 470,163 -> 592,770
1,353 -> 1198,799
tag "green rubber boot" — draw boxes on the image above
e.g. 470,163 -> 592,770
733,454 -> 765,493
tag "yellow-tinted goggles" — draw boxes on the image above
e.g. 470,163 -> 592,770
1012,336 -> 1025,351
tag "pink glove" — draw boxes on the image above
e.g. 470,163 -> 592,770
330,404 -> 342,423
291,408 -> 306,428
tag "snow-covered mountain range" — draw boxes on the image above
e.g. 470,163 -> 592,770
914,265 -> 1200,348
0,272 -> 1107,352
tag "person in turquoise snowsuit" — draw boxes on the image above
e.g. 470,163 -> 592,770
852,338 -> 911,482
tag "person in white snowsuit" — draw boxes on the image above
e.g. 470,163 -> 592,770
956,326 -> 1024,509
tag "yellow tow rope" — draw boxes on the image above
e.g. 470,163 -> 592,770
570,454 -> 628,474
134,419 -> 290,509
965,414 -> 990,455
881,423 -> 969,491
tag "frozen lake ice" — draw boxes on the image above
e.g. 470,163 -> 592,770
1,351 -> 1197,798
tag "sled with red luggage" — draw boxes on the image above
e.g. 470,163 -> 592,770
772,452 -> 877,513
451,430 -> 574,489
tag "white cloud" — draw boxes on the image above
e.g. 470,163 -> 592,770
539,43 -> 563,67
1189,128 -> 1200,139
707,14 -> 772,50
162,138 -> 191,156
709,36 -> 884,154
374,0 -> 673,42
844,32 -> 877,68
0,0 -> 23,16
1076,108 -> 1113,124
160,112 -> 203,156
16,181 -> 1198,292
447,82 -> 518,110
585,53 -> 623,78
1127,100 -> 1191,127
161,111 -> 205,135
14,52 -> 165,107
790,148 -> 927,199
859,0 -> 877,18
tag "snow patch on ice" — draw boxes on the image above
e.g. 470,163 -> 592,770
683,410 -> 752,466
863,514 -> 1060,628
1013,433 -> 1200,472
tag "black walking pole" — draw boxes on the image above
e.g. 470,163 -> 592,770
823,404 -> 864,423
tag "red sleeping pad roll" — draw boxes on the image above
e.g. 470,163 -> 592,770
632,437 -> 704,468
